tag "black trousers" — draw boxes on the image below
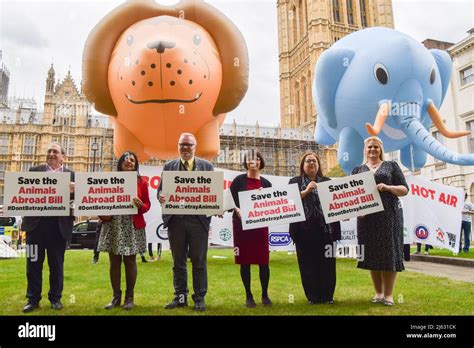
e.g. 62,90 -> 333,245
26,217 -> 67,304
295,234 -> 336,303
168,216 -> 208,302
93,225 -> 102,258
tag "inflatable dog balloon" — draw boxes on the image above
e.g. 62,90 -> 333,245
313,27 -> 473,174
83,0 -> 249,161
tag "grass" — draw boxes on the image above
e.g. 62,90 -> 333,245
410,246 -> 474,259
0,249 -> 473,316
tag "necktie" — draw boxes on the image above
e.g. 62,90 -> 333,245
184,161 -> 190,171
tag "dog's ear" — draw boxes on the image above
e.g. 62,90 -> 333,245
82,0 -> 178,116
178,1 -> 249,116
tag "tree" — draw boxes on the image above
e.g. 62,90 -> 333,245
326,164 -> 346,177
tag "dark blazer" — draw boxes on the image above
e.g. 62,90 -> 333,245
288,175 -> 341,243
158,157 -> 214,230
229,173 -> 272,210
21,165 -> 75,240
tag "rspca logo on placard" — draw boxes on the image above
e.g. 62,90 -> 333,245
269,232 -> 291,246
414,225 -> 429,240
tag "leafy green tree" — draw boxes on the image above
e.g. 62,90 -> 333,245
326,164 -> 346,177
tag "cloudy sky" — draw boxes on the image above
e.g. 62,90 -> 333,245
0,0 -> 473,127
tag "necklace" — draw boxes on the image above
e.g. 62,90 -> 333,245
367,161 -> 382,171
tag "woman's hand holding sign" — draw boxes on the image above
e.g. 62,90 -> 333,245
133,197 -> 143,209
301,181 -> 317,199
159,194 -> 166,205
234,207 -> 242,219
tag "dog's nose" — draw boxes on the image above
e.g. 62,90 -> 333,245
147,40 -> 176,53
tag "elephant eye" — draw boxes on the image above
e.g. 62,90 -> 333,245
374,63 -> 389,85
127,34 -> 134,47
193,34 -> 201,46
430,67 -> 436,84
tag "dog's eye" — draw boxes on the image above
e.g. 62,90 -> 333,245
193,34 -> 201,46
127,35 -> 134,47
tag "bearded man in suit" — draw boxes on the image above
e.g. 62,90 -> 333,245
158,133 -> 214,312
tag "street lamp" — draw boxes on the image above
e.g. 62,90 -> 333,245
91,139 -> 99,172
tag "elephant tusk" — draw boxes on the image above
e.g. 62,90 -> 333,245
427,102 -> 470,138
366,102 -> 389,136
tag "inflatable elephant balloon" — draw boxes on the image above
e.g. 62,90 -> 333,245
83,0 -> 249,161
313,27 -> 473,174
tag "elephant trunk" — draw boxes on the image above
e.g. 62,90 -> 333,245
399,116 -> 474,165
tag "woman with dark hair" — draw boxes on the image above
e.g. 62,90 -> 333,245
230,149 -> 272,308
288,152 -> 341,304
97,151 -> 150,310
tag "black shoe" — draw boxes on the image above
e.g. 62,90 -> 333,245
51,302 -> 63,310
194,300 -> 206,312
92,258 -> 98,264
245,297 -> 256,308
165,296 -> 188,309
104,291 -> 122,310
22,302 -> 39,313
123,295 -> 134,310
141,257 -> 148,263
262,297 -> 272,306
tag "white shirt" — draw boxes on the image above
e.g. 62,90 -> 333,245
462,201 -> 474,222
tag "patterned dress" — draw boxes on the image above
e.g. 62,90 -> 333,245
351,161 -> 409,272
97,215 -> 146,256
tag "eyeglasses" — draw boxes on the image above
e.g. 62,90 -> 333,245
305,159 -> 318,164
179,143 -> 195,148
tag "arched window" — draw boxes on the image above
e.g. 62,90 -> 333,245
360,0 -> 368,27
290,4 -> 298,46
347,0 -> 354,25
298,0 -> 305,38
294,81 -> 301,127
301,76 -> 308,124
333,0 -> 341,23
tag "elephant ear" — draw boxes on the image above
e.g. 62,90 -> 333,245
313,48 -> 354,129
430,49 -> 452,104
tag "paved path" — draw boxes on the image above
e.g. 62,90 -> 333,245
405,260 -> 474,283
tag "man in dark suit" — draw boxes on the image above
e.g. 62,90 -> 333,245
21,142 -> 75,313
158,133 -> 214,311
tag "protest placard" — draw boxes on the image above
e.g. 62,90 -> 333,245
318,172 -> 384,223
75,172 -> 138,216
239,183 -> 305,230
3,172 -> 71,216
161,171 -> 223,215
401,175 -> 463,252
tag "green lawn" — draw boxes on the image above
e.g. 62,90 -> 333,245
410,246 -> 474,259
1,249 -> 473,316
